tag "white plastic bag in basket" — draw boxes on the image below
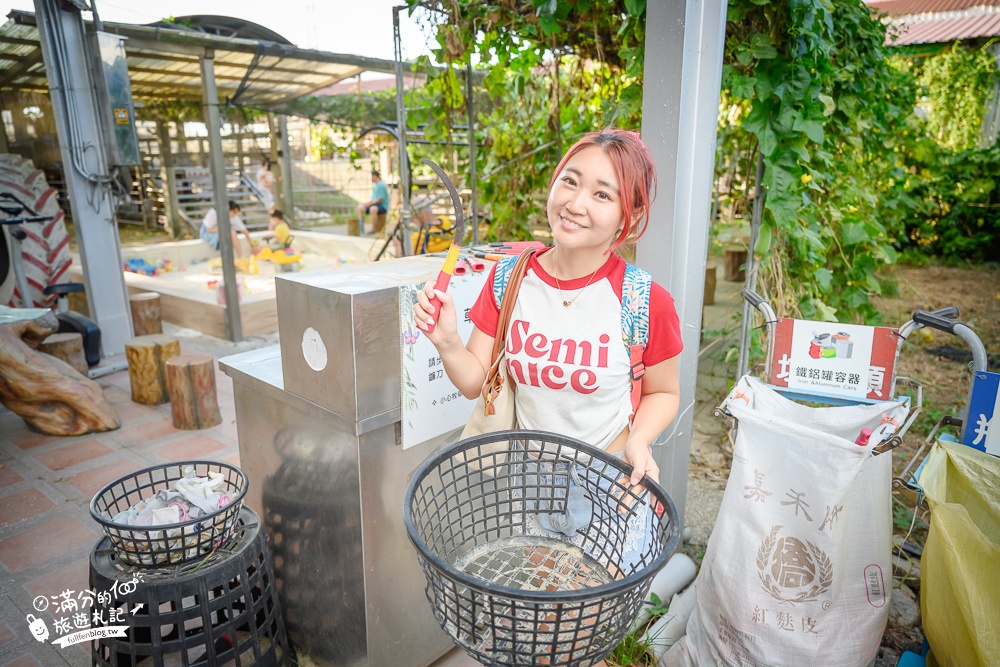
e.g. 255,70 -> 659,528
664,376 -> 907,667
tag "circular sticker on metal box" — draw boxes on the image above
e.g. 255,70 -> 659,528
301,327 -> 328,372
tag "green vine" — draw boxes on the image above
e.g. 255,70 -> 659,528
719,0 -> 915,324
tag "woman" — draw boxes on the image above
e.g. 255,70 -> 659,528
416,131 -> 681,490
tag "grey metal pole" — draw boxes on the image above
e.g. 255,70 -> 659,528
201,50 -> 243,342
393,5 -> 412,256
34,0 -> 133,354
466,61 -> 478,245
278,115 -> 294,220
737,153 -> 765,380
638,0 -> 729,525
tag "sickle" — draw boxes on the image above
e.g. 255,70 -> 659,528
421,158 -> 465,246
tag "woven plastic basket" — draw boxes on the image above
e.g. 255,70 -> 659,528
404,430 -> 679,666
90,461 -> 247,567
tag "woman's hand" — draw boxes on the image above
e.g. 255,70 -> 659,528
623,438 -> 659,486
413,282 -> 460,349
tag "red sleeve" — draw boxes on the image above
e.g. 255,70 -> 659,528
644,283 -> 683,366
468,263 -> 500,337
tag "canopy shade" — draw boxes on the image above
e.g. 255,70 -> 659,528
0,10 -> 400,108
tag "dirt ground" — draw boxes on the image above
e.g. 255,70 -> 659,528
680,262 -> 999,666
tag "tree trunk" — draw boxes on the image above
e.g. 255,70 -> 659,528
129,293 -> 162,336
0,313 -> 119,435
39,332 -> 88,375
165,353 -> 221,430
125,334 -> 180,405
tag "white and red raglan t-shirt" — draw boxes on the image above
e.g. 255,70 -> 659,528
468,249 -> 683,450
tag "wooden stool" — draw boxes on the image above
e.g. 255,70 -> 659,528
125,334 -> 180,405
165,354 -> 221,430
347,218 -> 360,236
724,248 -> 747,282
40,332 -> 89,375
129,293 -> 162,336
373,211 -> 387,234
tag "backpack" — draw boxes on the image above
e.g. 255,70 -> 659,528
492,253 -> 651,413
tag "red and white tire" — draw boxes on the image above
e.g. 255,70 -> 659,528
0,154 -> 72,308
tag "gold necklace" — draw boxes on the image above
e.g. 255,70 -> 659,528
553,257 -> 601,307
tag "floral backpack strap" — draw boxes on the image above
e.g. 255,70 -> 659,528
621,263 -> 652,415
492,254 -> 521,309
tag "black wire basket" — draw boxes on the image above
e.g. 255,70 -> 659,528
90,461 -> 247,567
403,430 -> 680,666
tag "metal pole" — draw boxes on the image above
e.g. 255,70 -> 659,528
278,115 -> 294,220
201,50 -> 243,342
34,0 -> 132,354
737,152 -> 766,380
466,61 -> 478,245
393,5 -> 412,255
638,0 -> 729,525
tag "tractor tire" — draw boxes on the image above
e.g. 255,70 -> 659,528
0,154 -> 72,308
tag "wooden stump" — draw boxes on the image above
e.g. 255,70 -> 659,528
0,312 -> 119,435
347,218 -> 360,236
724,248 -> 747,282
704,264 -> 717,306
39,333 -> 88,375
129,293 -> 162,336
165,354 -> 221,430
373,211 -> 387,234
125,334 -> 180,405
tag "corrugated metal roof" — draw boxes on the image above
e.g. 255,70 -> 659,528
869,0 -> 999,17
868,0 -> 1000,45
0,10 -> 399,108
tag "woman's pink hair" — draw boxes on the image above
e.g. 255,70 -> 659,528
548,128 -> 657,252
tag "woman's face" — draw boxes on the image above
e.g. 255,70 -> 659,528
546,145 -> 626,252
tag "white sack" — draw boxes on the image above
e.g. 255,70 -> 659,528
665,376 -> 906,667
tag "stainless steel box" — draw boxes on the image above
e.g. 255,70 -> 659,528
221,256 -> 459,667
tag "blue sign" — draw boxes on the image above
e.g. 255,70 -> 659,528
964,371 -> 1000,456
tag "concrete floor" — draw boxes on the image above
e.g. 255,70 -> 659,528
0,265 -> 744,667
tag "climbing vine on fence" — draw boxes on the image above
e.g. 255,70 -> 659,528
719,0 -> 916,324
403,0 -> 647,239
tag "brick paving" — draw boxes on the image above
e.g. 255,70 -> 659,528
0,362 -> 240,667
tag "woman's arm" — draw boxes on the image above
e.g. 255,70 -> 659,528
622,354 -> 681,485
413,284 -> 495,399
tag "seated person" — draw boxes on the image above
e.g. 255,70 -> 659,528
200,201 -> 252,259
262,209 -> 293,249
356,170 -> 389,235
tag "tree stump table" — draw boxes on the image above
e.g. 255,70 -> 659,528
165,354 -> 221,430
129,293 -> 162,336
0,309 -> 119,435
125,334 -> 180,405
39,332 -> 89,375
724,248 -> 747,282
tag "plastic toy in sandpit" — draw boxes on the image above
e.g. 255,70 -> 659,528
124,258 -> 174,276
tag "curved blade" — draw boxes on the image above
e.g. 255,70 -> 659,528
421,158 -> 465,246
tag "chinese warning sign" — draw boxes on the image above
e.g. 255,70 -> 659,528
113,107 -> 129,124
769,319 -> 898,401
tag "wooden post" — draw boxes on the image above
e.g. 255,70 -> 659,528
156,121 -> 182,238
39,332 -> 88,375
166,354 -> 222,429
125,334 -> 180,405
129,293 -> 162,336
704,263 -> 717,306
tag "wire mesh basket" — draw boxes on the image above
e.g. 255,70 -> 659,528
404,430 -> 680,666
90,461 -> 247,567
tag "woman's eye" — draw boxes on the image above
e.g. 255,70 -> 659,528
596,191 -> 610,201
561,176 -> 577,186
